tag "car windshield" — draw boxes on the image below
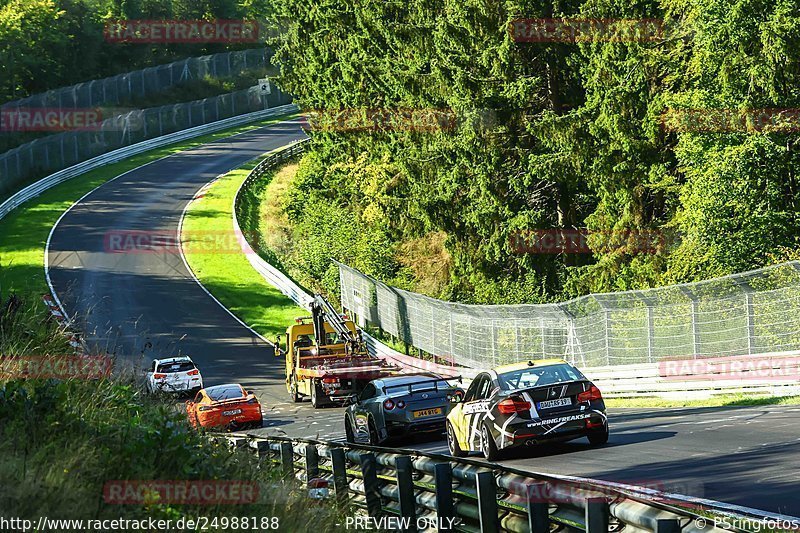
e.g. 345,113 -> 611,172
206,385 -> 244,401
157,361 -> 195,373
498,364 -> 584,391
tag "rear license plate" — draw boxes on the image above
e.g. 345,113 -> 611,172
538,398 -> 571,409
223,409 -> 242,416
413,407 -> 443,418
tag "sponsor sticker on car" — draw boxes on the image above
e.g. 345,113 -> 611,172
223,409 -> 242,416
413,407 -> 443,418
537,397 -> 571,409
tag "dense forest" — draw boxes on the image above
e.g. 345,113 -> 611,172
0,0 -> 265,104
264,0 -> 800,303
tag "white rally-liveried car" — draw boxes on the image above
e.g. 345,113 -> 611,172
145,356 -> 203,395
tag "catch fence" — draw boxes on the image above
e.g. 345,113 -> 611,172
338,261 -> 800,368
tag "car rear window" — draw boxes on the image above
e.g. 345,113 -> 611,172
156,361 -> 195,373
207,385 -> 245,401
498,364 -> 584,391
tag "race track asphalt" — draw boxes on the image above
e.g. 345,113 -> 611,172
46,119 -> 800,517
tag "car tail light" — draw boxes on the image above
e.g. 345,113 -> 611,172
322,377 -> 339,384
383,399 -> 395,410
497,396 -> 531,414
577,385 -> 602,403
153,373 -> 167,379
396,400 -> 405,409
187,369 -> 199,376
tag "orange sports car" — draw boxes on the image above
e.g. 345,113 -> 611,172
186,384 -> 263,431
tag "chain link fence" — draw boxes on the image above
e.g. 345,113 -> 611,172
1,49 -> 270,112
337,260 -> 800,369
0,85 -> 292,197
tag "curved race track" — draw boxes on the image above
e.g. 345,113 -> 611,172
46,119 -> 800,517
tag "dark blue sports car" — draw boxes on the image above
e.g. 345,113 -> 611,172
344,373 -> 464,445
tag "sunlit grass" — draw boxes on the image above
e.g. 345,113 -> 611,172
181,159 -> 305,340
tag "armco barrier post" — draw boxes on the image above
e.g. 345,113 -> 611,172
280,442 -> 294,480
527,483 -> 549,533
359,453 -> 382,518
434,463 -> 454,533
395,456 -> 416,531
330,447 -> 349,507
476,471 -> 499,532
585,497 -> 609,533
656,519 -> 681,533
305,444 -> 319,480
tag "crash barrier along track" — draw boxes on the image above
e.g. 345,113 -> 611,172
219,433 -> 780,533
1,75 -> 293,196
0,104 -> 297,343
232,139 -> 464,378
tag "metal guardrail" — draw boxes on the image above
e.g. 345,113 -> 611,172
0,104 -> 298,222
232,139 -> 469,378
220,432 -> 782,533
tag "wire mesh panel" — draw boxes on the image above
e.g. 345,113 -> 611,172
0,49 -> 270,112
0,85 -> 292,197
337,260 -> 800,368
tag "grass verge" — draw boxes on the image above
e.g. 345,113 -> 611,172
0,299 -> 342,527
606,393 -> 800,409
181,159 -> 305,340
0,112 -> 297,299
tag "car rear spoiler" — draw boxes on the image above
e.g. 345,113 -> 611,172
381,375 -> 462,395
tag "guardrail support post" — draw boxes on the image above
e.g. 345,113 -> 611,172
280,442 -> 294,481
655,519 -> 681,533
250,439 -> 271,459
433,463 -> 454,533
304,444 -> 319,481
585,497 -> 609,533
330,448 -> 349,507
395,456 -> 416,530
476,471 -> 499,532
359,453 -> 382,519
526,483 -> 549,533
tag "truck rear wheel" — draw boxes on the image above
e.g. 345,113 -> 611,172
290,375 -> 301,403
311,382 -> 326,408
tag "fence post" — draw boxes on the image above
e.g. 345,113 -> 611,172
280,442 -> 294,480
359,453 -> 382,519
395,456 -> 416,531
433,463 -> 454,533
304,444 -> 319,480
330,448 -> 349,508
475,471 -> 499,532
585,497 -> 609,533
526,483 -> 549,533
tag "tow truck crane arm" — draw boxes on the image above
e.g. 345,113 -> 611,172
310,294 -> 365,355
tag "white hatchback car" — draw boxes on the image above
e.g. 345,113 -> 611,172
145,356 -> 203,395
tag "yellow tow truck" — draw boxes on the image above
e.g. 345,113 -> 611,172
275,294 -> 399,408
